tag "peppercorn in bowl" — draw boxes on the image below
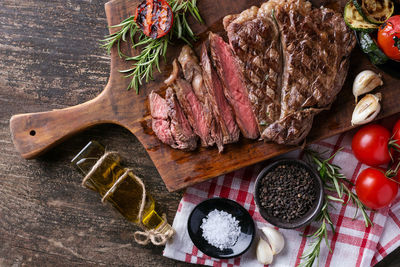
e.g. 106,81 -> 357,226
254,159 -> 324,229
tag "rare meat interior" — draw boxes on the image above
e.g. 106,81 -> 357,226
149,0 -> 356,151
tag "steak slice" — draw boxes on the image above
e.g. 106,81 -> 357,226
165,88 -> 198,150
177,46 -> 223,151
223,3 -> 282,133
201,42 -> 240,146
223,0 -> 356,145
149,90 -> 197,151
209,32 -> 260,140
149,92 -> 175,147
166,60 -> 214,148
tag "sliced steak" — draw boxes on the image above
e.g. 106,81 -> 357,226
149,90 -> 197,150
166,60 -> 214,148
165,88 -> 198,150
201,42 -> 240,146
223,0 -> 355,145
149,91 -> 176,147
209,32 -> 260,139
223,3 -> 282,134
177,46 -> 222,151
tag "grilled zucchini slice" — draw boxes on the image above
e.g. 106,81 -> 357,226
353,0 -> 394,24
359,32 -> 389,64
344,1 -> 379,32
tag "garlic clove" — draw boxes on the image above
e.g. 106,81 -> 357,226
353,70 -> 383,103
351,93 -> 382,126
261,226 -> 285,255
256,237 -> 274,265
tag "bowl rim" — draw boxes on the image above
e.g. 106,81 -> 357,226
253,158 -> 324,229
186,197 -> 256,259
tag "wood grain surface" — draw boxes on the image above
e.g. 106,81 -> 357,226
1,0 -> 399,266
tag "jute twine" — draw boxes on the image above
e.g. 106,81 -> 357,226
82,152 -> 174,246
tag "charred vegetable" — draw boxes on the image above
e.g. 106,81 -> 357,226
359,31 -> 389,64
135,0 -> 173,39
351,93 -> 382,125
378,15 -> 400,61
352,70 -> 383,102
352,0 -> 394,25
344,1 -> 379,32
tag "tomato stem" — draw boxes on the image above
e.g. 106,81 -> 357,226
387,137 -> 400,162
385,159 -> 400,183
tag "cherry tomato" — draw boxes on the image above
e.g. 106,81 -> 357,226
377,15 -> 400,61
352,124 -> 392,166
355,167 -> 398,209
393,119 -> 400,147
135,0 -> 173,39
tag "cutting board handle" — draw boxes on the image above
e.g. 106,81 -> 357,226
10,91 -> 112,159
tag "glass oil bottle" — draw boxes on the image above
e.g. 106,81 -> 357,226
71,141 -> 172,235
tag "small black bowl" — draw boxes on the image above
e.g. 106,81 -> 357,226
254,159 -> 324,229
187,198 -> 255,259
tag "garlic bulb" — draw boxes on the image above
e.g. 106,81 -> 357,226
256,237 -> 274,265
353,70 -> 383,103
260,226 -> 285,255
351,93 -> 382,126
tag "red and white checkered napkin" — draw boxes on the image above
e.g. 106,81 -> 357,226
163,132 -> 400,267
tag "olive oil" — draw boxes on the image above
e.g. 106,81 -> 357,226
71,141 -> 169,232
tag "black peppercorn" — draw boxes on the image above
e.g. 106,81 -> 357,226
257,163 -> 317,222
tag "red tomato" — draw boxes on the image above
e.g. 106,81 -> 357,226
352,124 -> 392,166
377,15 -> 400,61
355,167 -> 398,210
135,0 -> 173,39
393,119 -> 400,147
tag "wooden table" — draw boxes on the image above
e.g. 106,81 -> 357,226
0,0 -> 398,266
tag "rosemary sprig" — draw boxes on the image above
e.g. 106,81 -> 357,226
101,0 -> 203,93
299,203 -> 331,267
298,148 -> 373,267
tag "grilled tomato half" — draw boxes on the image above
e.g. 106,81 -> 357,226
135,0 -> 173,39
377,15 -> 400,61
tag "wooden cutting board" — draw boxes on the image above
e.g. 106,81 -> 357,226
9,0 -> 400,191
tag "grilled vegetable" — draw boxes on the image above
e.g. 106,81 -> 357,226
344,1 -> 379,32
378,15 -> 400,61
352,0 -> 394,25
134,0 -> 173,39
359,31 -> 389,64
351,93 -> 382,126
352,70 -> 383,102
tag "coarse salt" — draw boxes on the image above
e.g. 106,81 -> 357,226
200,209 -> 241,250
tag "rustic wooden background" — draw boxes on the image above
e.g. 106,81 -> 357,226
0,0 -> 399,266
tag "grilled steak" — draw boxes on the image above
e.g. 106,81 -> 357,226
223,0 -> 356,145
165,60 -> 215,148
224,3 -> 282,134
149,90 -> 197,150
177,46 -> 223,151
201,42 -> 240,146
149,92 -> 175,146
209,32 -> 260,140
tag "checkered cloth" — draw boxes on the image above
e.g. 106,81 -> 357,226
163,123 -> 400,266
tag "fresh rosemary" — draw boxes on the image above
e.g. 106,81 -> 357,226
299,148 -> 373,267
101,0 -> 203,93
